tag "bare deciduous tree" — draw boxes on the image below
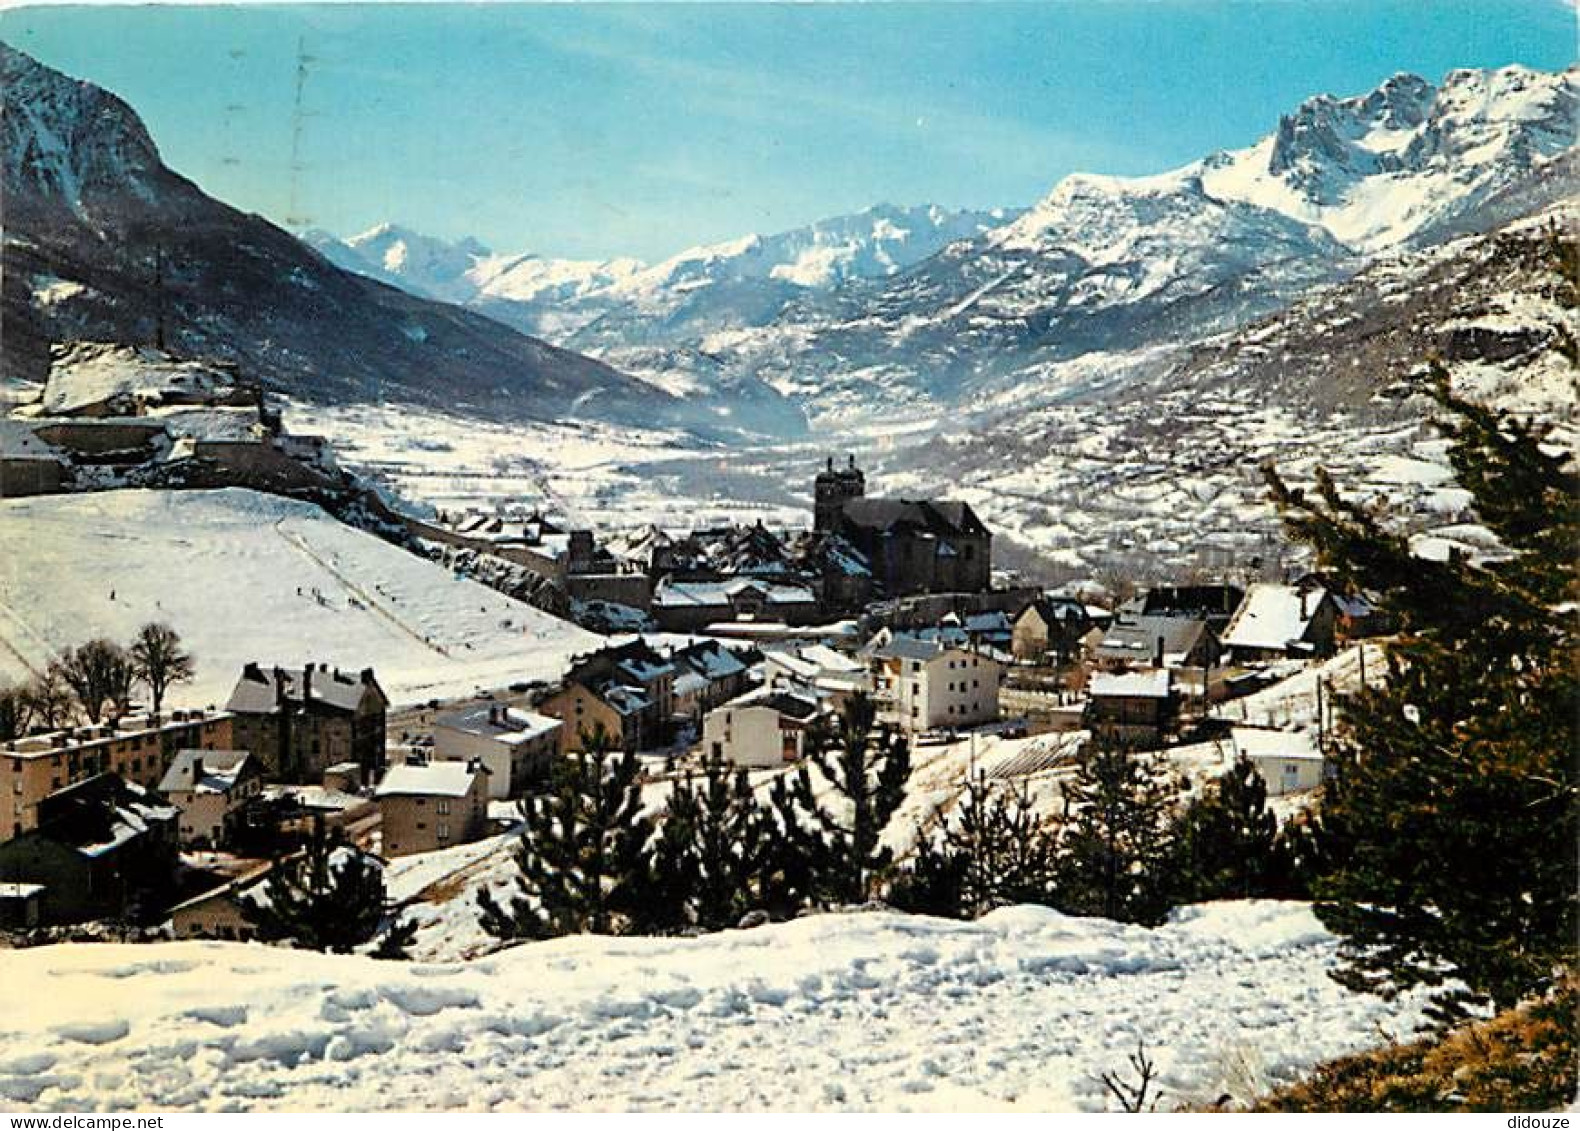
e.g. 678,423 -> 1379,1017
130,622 -> 194,715
57,639 -> 136,725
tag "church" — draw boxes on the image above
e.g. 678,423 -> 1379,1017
813,456 -> 992,597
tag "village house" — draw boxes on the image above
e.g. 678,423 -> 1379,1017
157,749 -> 263,847
431,703 -> 562,800
0,774 -> 177,925
409,510 -> 596,585
868,635 -> 1003,734
701,686 -> 824,768
1090,613 -> 1220,673
650,577 -> 820,633
169,864 -> 270,942
1130,584 -> 1246,631
1011,596 -> 1095,663
375,760 -> 490,858
1219,582 -> 1342,663
0,709 -> 232,842
761,643 -> 871,711
814,457 -> 992,596
1085,668 -> 1177,750
225,663 -> 388,784
668,640 -> 754,725
1230,726 -> 1327,796
536,640 -> 676,753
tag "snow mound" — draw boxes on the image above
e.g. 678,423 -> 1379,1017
0,488 -> 600,707
0,902 -> 1435,1111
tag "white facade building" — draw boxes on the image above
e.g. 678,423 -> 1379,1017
701,688 -> 822,769
432,703 -> 562,799
870,636 -> 1002,733
1231,726 -> 1326,796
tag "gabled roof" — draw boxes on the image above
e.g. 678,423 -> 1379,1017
672,639 -> 750,683
1093,615 -> 1211,664
227,664 -> 386,715
718,685 -> 823,722
433,703 -> 561,746
1089,668 -> 1172,699
1221,584 -> 1333,652
376,761 -> 484,799
158,749 -> 255,795
838,498 -> 987,540
1018,595 -> 1091,627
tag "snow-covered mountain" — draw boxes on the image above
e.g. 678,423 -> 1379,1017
0,43 -> 807,436
680,64 -> 1578,424
312,203 -> 1017,345
1198,66 -> 1578,252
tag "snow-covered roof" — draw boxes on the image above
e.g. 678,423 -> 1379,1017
1088,668 -> 1172,699
0,883 -> 45,899
157,749 -> 254,795
434,703 -> 561,746
672,671 -> 710,697
1231,727 -> 1324,762
1221,584 -> 1328,652
376,761 -> 484,799
717,685 -> 823,721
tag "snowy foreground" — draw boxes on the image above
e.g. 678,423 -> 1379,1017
0,488 -> 599,707
0,903 -> 1434,1112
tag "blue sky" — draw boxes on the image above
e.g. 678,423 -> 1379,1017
2,2 -> 1573,260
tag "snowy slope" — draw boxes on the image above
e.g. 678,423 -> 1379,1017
0,488 -> 600,707
0,902 -> 1437,1112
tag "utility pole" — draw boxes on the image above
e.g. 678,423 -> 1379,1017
153,244 -> 167,351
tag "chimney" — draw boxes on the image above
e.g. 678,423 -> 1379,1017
303,665 -> 313,701
1154,635 -> 1166,670
826,456 -> 834,472
243,661 -> 262,682
274,666 -> 288,708
847,454 -> 856,470
191,756 -> 203,786
361,667 -> 375,685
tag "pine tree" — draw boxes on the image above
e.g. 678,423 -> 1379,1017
1171,754 -> 1283,902
1054,744 -> 1179,926
770,693 -> 910,905
894,771 -> 1059,919
889,830 -> 970,918
949,771 -> 1060,914
477,725 -> 654,940
243,816 -> 390,952
1264,344 -> 1578,1016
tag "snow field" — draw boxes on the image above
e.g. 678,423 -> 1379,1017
0,901 -> 1436,1112
0,488 -> 601,707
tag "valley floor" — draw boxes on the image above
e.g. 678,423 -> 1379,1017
0,901 -> 1435,1112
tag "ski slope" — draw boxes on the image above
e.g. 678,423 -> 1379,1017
0,488 -> 600,707
0,902 -> 1435,1112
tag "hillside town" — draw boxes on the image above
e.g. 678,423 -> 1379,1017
0,345 -> 1384,942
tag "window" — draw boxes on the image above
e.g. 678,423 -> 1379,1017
437,800 -> 451,815
437,824 -> 450,841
